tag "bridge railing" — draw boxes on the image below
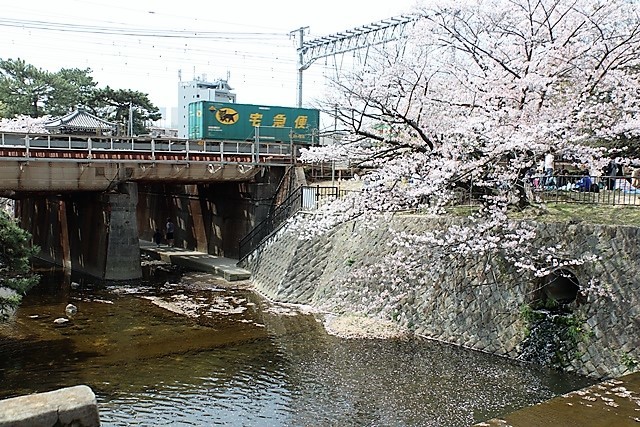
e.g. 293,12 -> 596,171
0,132 -> 294,165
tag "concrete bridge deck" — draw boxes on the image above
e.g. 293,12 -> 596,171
140,241 -> 250,281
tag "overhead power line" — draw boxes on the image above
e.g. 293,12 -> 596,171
292,14 -> 421,107
0,18 -> 287,40
299,14 -> 420,70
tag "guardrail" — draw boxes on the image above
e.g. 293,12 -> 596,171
0,132 -> 294,165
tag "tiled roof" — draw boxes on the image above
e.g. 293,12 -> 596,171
44,109 -> 116,130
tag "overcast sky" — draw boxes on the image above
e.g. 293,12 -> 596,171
1,0 -> 420,125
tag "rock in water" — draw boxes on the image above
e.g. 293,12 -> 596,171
65,304 -> 78,316
53,317 -> 70,326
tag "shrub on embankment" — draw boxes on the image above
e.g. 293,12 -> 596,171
0,210 -> 39,320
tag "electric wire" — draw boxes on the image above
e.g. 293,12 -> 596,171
2,2 -> 292,33
0,6 -> 369,111
0,18 -> 288,39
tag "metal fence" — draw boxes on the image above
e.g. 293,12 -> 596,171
238,185 -> 352,260
302,185 -> 346,209
239,175 -> 640,260
529,174 -> 640,206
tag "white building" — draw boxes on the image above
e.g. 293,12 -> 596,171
177,77 -> 236,139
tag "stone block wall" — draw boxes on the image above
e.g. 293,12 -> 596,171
244,213 -> 640,379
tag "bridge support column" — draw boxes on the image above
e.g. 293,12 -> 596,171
18,183 -> 141,282
100,182 -> 142,281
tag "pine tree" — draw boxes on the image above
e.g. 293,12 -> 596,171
0,211 -> 39,320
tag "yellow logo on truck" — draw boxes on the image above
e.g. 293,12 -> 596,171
211,107 -> 239,125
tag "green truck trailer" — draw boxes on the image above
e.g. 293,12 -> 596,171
188,101 -> 320,144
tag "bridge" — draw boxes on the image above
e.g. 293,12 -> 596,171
0,131 -> 301,282
0,132 -> 294,192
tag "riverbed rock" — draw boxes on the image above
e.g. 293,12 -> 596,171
53,317 -> 70,326
65,304 -> 78,316
323,314 -> 408,339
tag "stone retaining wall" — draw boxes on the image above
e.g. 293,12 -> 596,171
244,213 -> 640,378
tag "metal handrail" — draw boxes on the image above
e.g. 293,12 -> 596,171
238,186 -> 304,260
237,185 -> 356,260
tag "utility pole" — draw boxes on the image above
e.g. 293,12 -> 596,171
290,26 -> 309,108
128,102 -> 133,137
332,104 -> 337,186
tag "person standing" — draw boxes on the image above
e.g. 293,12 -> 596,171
165,218 -> 175,247
542,152 -> 555,188
605,160 -> 617,190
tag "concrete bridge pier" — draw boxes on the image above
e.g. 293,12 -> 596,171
17,182 -> 142,282
99,182 -> 142,281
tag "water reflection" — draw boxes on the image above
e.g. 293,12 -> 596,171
0,267 -> 594,426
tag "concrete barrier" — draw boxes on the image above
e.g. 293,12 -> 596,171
0,385 -> 100,427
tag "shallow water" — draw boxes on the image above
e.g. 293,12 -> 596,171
0,268 -> 595,426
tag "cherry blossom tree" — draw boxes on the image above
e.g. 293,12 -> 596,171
297,0 -> 640,299
0,115 -> 50,133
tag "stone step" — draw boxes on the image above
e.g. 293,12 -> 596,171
139,240 -> 250,281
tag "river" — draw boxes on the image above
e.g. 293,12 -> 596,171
0,265 -> 595,426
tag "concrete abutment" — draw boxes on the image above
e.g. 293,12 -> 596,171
0,385 -> 99,427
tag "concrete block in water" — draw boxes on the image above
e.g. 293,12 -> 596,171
0,385 -> 100,427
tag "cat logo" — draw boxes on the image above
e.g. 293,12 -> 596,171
209,106 -> 239,125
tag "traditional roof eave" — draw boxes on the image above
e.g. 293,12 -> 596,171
44,109 -> 117,131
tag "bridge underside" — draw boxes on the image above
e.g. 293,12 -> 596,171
136,166 -> 287,258
17,183 -> 142,281
14,166 -> 288,281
